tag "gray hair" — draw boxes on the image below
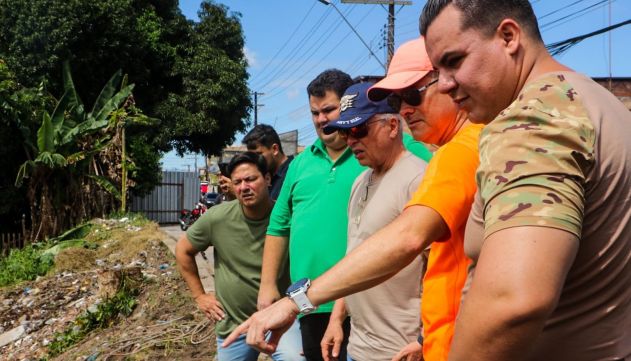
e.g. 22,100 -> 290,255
374,113 -> 403,138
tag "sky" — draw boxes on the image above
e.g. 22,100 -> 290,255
162,0 -> 631,171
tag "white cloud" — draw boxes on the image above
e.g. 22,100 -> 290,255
244,47 -> 258,68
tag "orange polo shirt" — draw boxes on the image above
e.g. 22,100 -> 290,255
406,123 -> 483,361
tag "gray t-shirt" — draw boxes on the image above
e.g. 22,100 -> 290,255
345,151 -> 427,361
187,200 -> 290,337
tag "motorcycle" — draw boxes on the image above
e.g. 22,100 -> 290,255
179,200 -> 207,231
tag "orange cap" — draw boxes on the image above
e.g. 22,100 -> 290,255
368,37 -> 434,101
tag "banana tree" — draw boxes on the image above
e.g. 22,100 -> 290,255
14,62 -> 151,240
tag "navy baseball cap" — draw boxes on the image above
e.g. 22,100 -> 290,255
323,82 -> 397,135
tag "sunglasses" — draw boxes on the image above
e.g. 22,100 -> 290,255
387,78 -> 438,111
338,118 -> 384,139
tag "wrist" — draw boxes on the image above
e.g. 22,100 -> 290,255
417,334 -> 424,346
285,278 -> 317,315
283,297 -> 300,316
260,280 -> 278,290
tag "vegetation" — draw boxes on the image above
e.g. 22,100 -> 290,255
0,0 -> 251,237
0,223 -> 92,286
0,0 -> 251,156
0,244 -> 54,287
47,270 -> 142,357
12,63 -> 155,241
0,60 -> 51,233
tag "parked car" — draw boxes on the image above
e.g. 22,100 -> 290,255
204,192 -> 221,208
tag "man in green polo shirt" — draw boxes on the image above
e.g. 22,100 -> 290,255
257,69 -> 359,361
256,69 -> 432,361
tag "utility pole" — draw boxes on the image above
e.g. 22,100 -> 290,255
341,0 -> 412,69
387,2 -> 395,65
252,91 -> 265,127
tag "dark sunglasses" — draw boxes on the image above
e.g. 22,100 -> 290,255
387,78 -> 438,111
338,118 -> 384,139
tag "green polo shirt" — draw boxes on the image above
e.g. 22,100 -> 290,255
403,133 -> 433,162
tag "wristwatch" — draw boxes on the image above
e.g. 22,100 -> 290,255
286,278 -> 317,315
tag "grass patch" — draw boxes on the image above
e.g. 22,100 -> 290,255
0,243 -> 54,287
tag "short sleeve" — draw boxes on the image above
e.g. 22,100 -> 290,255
186,209 -> 214,251
478,77 -> 595,239
406,129 -> 480,241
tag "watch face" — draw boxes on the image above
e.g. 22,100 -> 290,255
286,278 -> 309,294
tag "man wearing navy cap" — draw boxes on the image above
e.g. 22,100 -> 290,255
320,82 -> 428,361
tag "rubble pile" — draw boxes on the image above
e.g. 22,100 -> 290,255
0,217 -> 214,361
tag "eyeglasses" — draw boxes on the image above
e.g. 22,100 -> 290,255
337,118 -> 384,139
387,78 -> 438,111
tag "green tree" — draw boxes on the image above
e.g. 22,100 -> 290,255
0,60 -> 51,233
0,0 -> 251,157
155,1 -> 252,156
15,64 -> 153,240
0,0 -> 252,232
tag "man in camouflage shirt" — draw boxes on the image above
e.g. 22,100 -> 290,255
420,0 -> 631,360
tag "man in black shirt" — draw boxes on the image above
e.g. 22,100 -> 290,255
243,124 -> 294,200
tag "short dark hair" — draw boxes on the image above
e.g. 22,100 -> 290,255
307,69 -> 354,99
420,0 -> 542,42
227,151 -> 269,178
242,124 -> 284,154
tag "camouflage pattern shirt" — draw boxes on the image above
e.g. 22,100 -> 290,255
464,72 -> 631,361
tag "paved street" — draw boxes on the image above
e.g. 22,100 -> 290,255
161,225 -> 215,292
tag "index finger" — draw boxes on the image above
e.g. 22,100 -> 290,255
222,319 -> 251,347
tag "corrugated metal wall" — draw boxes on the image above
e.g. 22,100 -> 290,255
131,171 -> 199,224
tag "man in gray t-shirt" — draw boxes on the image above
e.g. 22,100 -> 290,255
320,82 -> 428,361
175,152 -> 304,361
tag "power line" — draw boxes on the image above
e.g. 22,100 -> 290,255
251,6 -> 334,89
538,0 -> 589,20
546,18 -> 631,56
251,2 -> 317,82
540,0 -> 611,31
256,5 -> 354,92
263,6 -> 377,100
318,0 -> 385,69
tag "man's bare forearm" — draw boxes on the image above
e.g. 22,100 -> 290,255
307,206 -> 447,308
175,235 -> 206,299
260,235 -> 289,289
329,298 -> 347,324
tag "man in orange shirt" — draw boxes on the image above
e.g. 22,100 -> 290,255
368,37 -> 480,361
222,39 -> 482,361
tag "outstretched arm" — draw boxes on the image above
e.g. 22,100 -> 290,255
224,205 -> 447,352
